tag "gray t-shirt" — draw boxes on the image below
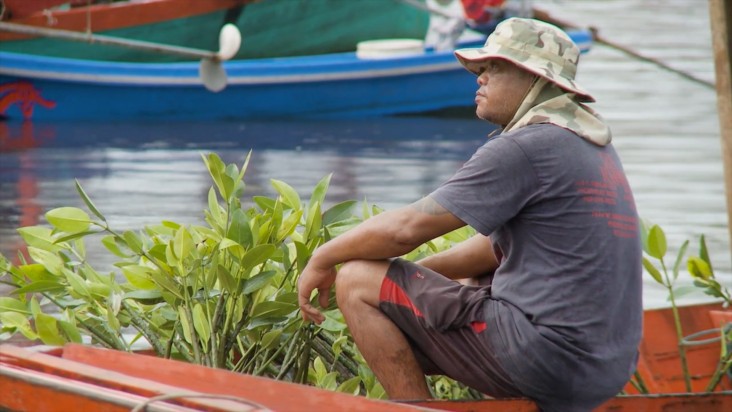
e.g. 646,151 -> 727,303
430,124 -> 642,411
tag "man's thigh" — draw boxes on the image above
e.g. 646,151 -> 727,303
378,258 -> 522,398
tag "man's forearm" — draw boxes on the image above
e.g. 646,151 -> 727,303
309,208 -> 422,271
417,234 -> 498,280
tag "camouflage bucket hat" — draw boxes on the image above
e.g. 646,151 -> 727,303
454,17 -> 595,102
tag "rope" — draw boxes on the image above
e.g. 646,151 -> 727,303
680,323 -> 732,347
589,27 -> 716,90
531,8 -> 716,90
130,392 -> 271,412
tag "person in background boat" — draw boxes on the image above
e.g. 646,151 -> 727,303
424,0 -> 467,51
298,17 -> 642,412
424,0 -> 527,51
460,0 -> 509,34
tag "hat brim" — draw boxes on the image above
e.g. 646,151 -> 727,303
454,49 -> 596,103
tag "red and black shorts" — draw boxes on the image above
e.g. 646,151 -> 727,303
378,258 -> 523,398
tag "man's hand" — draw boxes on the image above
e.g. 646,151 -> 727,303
297,260 -> 337,324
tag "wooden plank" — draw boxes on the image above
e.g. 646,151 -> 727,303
710,0 -> 732,258
0,363 -> 199,412
60,343 -> 436,412
0,345 -> 263,411
408,393 -> 732,412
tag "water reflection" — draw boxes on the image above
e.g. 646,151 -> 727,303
0,115 -> 494,264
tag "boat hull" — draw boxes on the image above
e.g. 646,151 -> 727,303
0,49 -> 479,121
0,0 -> 429,62
0,28 -> 593,121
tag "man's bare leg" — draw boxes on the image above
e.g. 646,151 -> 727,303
335,259 -> 432,400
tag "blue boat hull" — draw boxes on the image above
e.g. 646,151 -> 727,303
0,30 -> 592,121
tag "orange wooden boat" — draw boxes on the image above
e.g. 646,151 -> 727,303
0,0 -> 249,39
1,302 -> 731,411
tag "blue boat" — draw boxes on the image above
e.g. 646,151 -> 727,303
0,29 -> 593,122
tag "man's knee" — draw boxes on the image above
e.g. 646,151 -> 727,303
335,259 -> 389,308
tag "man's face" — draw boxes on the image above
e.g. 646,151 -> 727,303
474,59 -> 537,126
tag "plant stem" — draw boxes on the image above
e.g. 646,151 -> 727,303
629,370 -> 649,394
121,300 -> 166,355
662,259 -> 693,392
276,328 -> 303,380
706,342 -> 732,392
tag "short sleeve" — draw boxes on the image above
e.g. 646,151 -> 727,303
429,137 -> 539,235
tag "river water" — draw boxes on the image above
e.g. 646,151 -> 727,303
0,0 -> 728,309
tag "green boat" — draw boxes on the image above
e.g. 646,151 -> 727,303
0,0 -> 431,62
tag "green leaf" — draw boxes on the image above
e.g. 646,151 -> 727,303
253,196 -> 277,212
165,240 -> 179,266
88,282 -> 112,299
698,235 -> 714,271
0,297 -> 30,314
672,240 -> 689,281
46,207 -> 91,234
27,247 -> 65,276
207,187 -> 225,227
17,226 -> 64,253
251,301 -> 298,319
216,265 -> 236,292
313,356 -> 328,380
35,313 -> 66,346
642,257 -> 664,285
309,174 -> 332,211
178,307 -> 192,344
672,285 -> 701,299
260,329 -> 282,350
688,256 -> 713,280
102,235 -> 134,258
240,244 -> 276,271
645,225 -> 667,260
275,292 -> 299,305
58,319 -> 83,343
13,280 -> 66,295
149,271 -> 183,299
319,310 -> 348,332
106,305 -> 121,332
337,376 -> 362,396
236,151 -> 252,187
323,200 -> 357,226
202,152 -> 230,200
0,312 -> 37,340
277,210 -> 303,242
173,226 -> 195,261
271,179 -> 301,210
294,241 -> 311,275
123,290 -> 163,303
63,269 -> 91,298
218,238 -> 245,261
304,202 -> 322,244
18,263 -> 55,282
75,179 -> 106,222
227,209 -> 253,249
121,265 -> 157,290
192,303 -> 211,347
123,231 -> 143,254
54,230 -> 99,244
242,270 -> 278,295
319,372 -> 339,391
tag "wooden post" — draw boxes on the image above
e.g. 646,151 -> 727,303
709,0 -> 732,258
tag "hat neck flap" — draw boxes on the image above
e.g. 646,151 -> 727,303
502,78 -> 611,146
